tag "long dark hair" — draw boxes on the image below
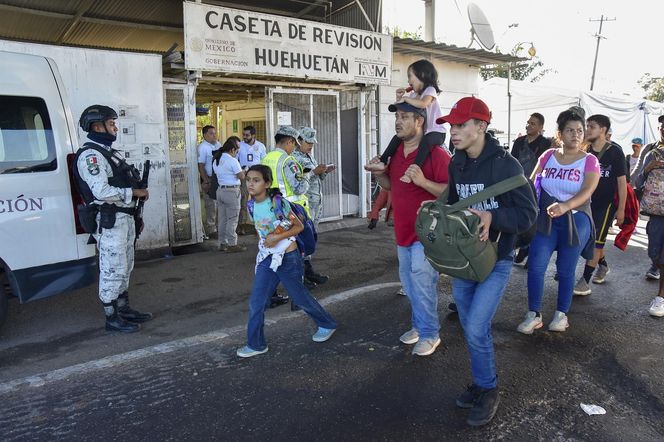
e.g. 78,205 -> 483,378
409,59 -> 441,94
246,165 -> 282,199
213,136 -> 241,165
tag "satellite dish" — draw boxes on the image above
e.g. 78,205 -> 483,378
467,3 -> 495,50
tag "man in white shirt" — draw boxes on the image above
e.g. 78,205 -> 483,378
237,125 -> 267,233
198,125 -> 220,238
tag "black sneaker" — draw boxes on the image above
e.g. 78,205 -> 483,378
106,315 -> 140,333
304,279 -> 317,290
513,248 -> 528,267
467,387 -> 500,427
448,302 -> 458,313
456,384 -> 481,408
367,219 -> 377,230
269,293 -> 290,308
306,272 -> 329,285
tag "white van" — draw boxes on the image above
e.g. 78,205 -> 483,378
0,51 -> 97,328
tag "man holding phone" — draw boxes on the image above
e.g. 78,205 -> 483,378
294,127 -> 336,287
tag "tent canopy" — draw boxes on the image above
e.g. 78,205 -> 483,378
480,77 -> 664,151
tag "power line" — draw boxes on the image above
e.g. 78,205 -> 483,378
589,14 -> 616,91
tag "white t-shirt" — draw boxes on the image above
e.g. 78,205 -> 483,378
410,86 -> 446,135
238,140 -> 267,168
197,140 -> 220,177
213,152 -> 242,185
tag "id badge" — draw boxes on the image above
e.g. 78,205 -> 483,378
247,153 -> 254,162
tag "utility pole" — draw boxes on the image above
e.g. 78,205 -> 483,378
589,15 -> 616,91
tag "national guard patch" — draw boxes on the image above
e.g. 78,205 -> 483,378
86,154 -> 100,176
289,162 -> 304,181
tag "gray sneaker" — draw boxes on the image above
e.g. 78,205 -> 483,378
412,337 -> 441,356
573,277 -> 592,296
399,328 -> 419,345
646,265 -> 660,280
592,263 -> 609,284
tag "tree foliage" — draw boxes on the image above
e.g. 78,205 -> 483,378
638,74 -> 664,102
384,25 -> 422,41
480,43 -> 555,83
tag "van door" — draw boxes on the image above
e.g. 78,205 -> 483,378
0,53 -> 83,301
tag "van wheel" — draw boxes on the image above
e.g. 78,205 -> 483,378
0,271 -> 8,329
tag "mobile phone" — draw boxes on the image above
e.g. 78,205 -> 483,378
303,167 -> 312,173
326,164 -> 335,169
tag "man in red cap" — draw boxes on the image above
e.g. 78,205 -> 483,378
436,97 -> 537,426
365,102 -> 450,357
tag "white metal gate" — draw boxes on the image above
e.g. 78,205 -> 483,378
163,83 -> 202,245
267,88 -> 343,222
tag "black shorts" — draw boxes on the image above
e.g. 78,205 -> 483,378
591,202 -> 616,248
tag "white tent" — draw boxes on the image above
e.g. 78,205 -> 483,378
480,78 -> 664,151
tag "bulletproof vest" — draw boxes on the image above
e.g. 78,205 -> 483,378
73,142 -> 141,205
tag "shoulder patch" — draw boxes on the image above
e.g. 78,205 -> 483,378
85,154 -> 100,176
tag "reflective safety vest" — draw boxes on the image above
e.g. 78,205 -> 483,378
262,150 -> 310,215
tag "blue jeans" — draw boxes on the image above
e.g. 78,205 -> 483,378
452,259 -> 513,389
397,241 -> 440,340
527,212 -> 591,313
246,251 -> 337,350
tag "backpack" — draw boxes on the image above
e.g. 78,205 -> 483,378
640,148 -> 664,216
415,174 -> 528,282
248,194 -> 317,256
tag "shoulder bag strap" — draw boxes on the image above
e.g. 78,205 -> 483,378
595,142 -> 611,161
448,174 -> 528,213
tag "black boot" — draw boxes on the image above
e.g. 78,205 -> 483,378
103,300 -> 140,333
304,260 -> 329,285
467,387 -> 500,427
117,292 -> 153,323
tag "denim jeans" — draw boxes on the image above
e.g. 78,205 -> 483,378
397,241 -> 440,340
246,251 -> 337,350
527,212 -> 591,313
452,258 -> 513,389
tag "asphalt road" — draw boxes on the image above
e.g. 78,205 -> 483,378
1,221 -> 663,441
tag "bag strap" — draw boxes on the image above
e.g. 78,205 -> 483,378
595,142 -> 611,161
447,174 -> 528,213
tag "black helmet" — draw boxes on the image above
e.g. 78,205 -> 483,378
79,105 -> 118,132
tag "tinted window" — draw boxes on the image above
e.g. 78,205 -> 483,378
0,96 -> 57,174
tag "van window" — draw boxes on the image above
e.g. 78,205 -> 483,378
0,96 -> 57,174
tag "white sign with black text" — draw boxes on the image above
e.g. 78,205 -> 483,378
183,3 -> 392,85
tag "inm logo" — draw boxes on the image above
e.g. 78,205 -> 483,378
358,63 -> 387,78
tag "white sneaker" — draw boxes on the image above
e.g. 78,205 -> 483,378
648,297 -> 664,317
517,311 -> 543,335
548,311 -> 569,332
399,328 -> 419,344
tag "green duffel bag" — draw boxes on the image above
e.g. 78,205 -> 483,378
415,174 -> 528,282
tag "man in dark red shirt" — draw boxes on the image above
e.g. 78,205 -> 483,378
365,102 -> 450,356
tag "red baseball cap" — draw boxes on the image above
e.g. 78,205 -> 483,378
436,97 -> 492,125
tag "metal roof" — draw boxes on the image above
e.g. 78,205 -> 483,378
393,37 -> 524,67
0,0 -> 375,52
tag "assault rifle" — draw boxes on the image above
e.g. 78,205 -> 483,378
134,160 -> 150,242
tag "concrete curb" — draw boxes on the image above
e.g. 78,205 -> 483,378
0,282 -> 400,395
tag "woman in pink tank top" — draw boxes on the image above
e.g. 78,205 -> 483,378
517,108 -> 600,335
